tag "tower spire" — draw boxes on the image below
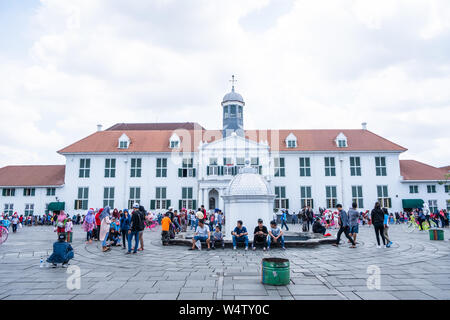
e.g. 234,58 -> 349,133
229,74 -> 237,92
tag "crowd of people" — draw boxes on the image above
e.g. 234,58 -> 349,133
275,206 -> 449,231
2,202 -> 449,264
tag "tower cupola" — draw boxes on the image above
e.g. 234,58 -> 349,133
222,75 -> 244,138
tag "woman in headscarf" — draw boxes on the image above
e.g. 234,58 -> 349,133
94,208 -> 103,241
56,210 -> 68,238
112,208 -> 120,219
82,208 -> 96,244
99,206 -> 112,252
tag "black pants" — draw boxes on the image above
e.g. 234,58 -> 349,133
252,235 -> 267,248
373,224 -> 386,246
336,226 -> 355,245
211,239 -> 224,248
161,231 -> 169,244
121,230 -> 128,249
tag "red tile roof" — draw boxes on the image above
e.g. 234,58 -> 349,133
400,160 -> 448,181
106,122 -> 205,131
58,128 -> 407,154
440,166 -> 450,173
0,165 -> 65,187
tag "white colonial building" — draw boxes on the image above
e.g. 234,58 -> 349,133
1,85 -> 449,216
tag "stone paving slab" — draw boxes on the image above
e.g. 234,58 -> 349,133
1,224 -> 449,300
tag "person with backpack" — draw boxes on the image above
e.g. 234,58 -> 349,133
127,203 -> 142,254
332,204 -> 356,248
371,202 -> 386,248
137,205 -> 146,251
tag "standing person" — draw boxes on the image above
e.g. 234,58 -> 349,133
99,206 -> 111,252
280,210 -> 289,231
65,218 -> 73,243
209,212 -> 216,232
11,214 -> 19,233
137,205 -> 146,251
56,211 -> 67,238
291,211 -> 298,225
306,206 -> 314,231
190,211 -> 196,230
371,202 -> 386,248
161,213 -> 172,246
348,203 -> 360,244
112,208 -> 120,220
252,219 -> 268,251
216,211 -> 223,230
231,220 -> 249,251
332,204 -> 356,248
95,208 -> 102,241
120,209 -> 131,250
127,204 -> 142,254
383,208 -> 393,248
82,209 -> 95,244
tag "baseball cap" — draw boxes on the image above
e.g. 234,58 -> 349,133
132,203 -> 140,209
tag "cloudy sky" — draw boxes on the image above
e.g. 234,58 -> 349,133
1,0 -> 449,168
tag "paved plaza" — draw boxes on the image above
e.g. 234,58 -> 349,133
0,224 -> 450,300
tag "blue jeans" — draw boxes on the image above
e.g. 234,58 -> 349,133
102,232 -> 109,247
268,235 -> 285,248
232,235 -> 249,247
127,231 -> 140,253
281,220 -> 289,231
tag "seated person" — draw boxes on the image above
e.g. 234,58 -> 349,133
47,233 -> 74,268
268,221 -> 285,250
189,219 -> 210,251
312,217 -> 326,235
252,218 -> 268,251
231,220 -> 249,251
109,227 -> 121,246
211,225 -> 224,249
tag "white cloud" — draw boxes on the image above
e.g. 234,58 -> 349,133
0,0 -> 449,167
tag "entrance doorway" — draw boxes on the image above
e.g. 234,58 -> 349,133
208,189 -> 219,210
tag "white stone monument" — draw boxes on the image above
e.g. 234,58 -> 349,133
222,161 -> 275,239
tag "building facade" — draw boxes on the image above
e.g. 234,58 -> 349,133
1,87 -> 449,216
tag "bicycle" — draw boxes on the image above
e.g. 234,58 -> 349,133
405,216 -> 437,233
0,220 -> 10,245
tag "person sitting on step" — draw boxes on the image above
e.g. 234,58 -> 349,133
252,218 -> 268,251
231,220 -> 249,251
189,219 -> 211,251
268,220 -> 286,250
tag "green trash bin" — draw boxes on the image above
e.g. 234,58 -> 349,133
429,228 -> 444,241
261,258 -> 290,286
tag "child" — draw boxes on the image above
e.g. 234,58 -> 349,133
65,218 -> 73,243
211,225 -> 224,249
161,213 -> 172,246
109,218 -> 121,246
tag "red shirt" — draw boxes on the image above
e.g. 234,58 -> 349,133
95,212 -> 101,225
